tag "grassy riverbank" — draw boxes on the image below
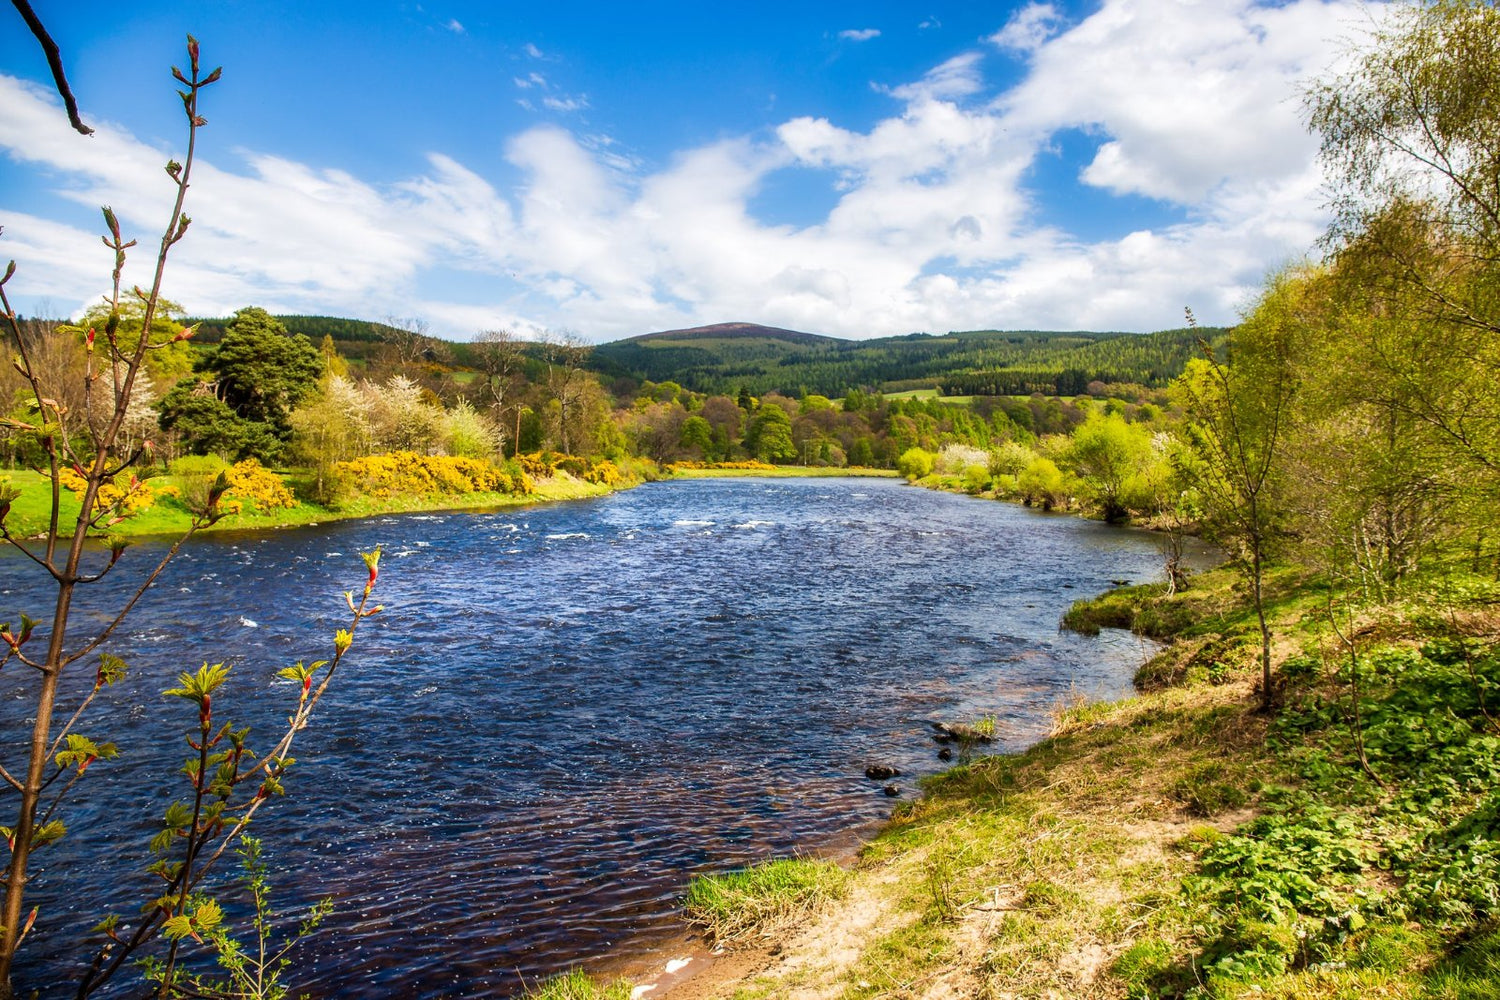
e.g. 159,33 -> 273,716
0,468 -> 613,540
1,464 -> 904,541
539,562 -> 1500,1000
666,464 -> 899,480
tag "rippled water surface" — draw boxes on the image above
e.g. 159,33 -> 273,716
3,478 -> 1189,996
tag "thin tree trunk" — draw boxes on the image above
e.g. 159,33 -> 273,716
1251,543 -> 1273,711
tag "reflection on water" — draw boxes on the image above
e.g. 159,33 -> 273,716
1,478 -> 1199,997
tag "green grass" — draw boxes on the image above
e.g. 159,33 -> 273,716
684,858 -> 852,943
877,388 -> 978,404
521,969 -> 633,1000
0,468 -> 612,540
707,565 -> 1500,998
1,469 -> 83,536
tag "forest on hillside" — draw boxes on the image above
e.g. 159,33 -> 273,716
163,317 -> 1231,401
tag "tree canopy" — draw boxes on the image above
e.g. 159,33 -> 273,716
206,307 -> 323,438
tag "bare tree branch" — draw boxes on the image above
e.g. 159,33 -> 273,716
10,0 -> 93,136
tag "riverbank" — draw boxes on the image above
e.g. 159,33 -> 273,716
2,464 -> 903,540
666,464 -> 899,479
0,467 -> 614,540
547,562 -> 1500,999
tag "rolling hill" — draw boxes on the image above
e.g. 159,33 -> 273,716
591,321 -> 1227,397
182,314 -> 1229,399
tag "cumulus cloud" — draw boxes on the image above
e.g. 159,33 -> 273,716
1000,0 -> 1342,203
523,42 -> 543,58
445,18 -> 465,34
989,3 -> 1063,54
839,28 -> 880,42
0,0 -> 1366,340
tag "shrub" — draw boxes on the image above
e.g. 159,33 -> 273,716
169,454 -> 230,478
218,459 -> 296,516
582,459 -> 623,486
331,452 -> 533,502
897,447 -> 935,480
962,463 -> 991,494
58,468 -> 157,516
989,440 -> 1037,478
516,452 -> 556,478
935,443 -> 989,475
1017,457 -> 1070,509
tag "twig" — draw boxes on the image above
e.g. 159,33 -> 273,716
9,0 -> 93,136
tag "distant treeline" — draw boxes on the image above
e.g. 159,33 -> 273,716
592,325 -> 1229,397
173,314 -> 1231,401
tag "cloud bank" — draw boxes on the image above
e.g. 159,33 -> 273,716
0,0 -> 1366,340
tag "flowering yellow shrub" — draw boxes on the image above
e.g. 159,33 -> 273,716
516,452 -> 555,478
332,452 -> 534,501
219,459 -> 296,516
58,468 -> 156,515
582,460 -> 623,486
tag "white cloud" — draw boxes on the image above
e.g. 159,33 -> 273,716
0,0 -> 1368,340
918,17 -> 941,30
542,94 -> 589,113
880,53 -> 985,103
999,0 -> 1345,203
839,28 -> 880,42
989,3 -> 1062,54
523,42 -> 543,58
445,18 -> 465,34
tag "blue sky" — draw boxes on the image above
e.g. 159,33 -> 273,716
1,1 -> 1379,341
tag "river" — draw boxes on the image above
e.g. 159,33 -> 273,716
2,477 -> 1191,997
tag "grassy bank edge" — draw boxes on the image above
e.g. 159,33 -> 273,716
555,563 -> 1500,1000
0,468 -> 615,541
665,466 -> 899,480
3,465 -> 901,541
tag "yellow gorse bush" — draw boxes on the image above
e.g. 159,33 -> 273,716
219,458 -> 296,515
58,468 -> 157,515
582,459 -> 623,487
515,452 -> 556,479
331,452 -> 535,501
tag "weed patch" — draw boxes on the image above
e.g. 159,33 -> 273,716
684,858 -> 851,944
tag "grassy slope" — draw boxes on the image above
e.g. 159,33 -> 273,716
0,468 -> 612,541
646,564 -> 1500,1000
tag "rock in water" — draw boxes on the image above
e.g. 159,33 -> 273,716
883,783 -> 900,797
931,721 -> 994,744
865,764 -> 900,780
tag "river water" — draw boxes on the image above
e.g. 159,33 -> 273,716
3,477 -> 1185,997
